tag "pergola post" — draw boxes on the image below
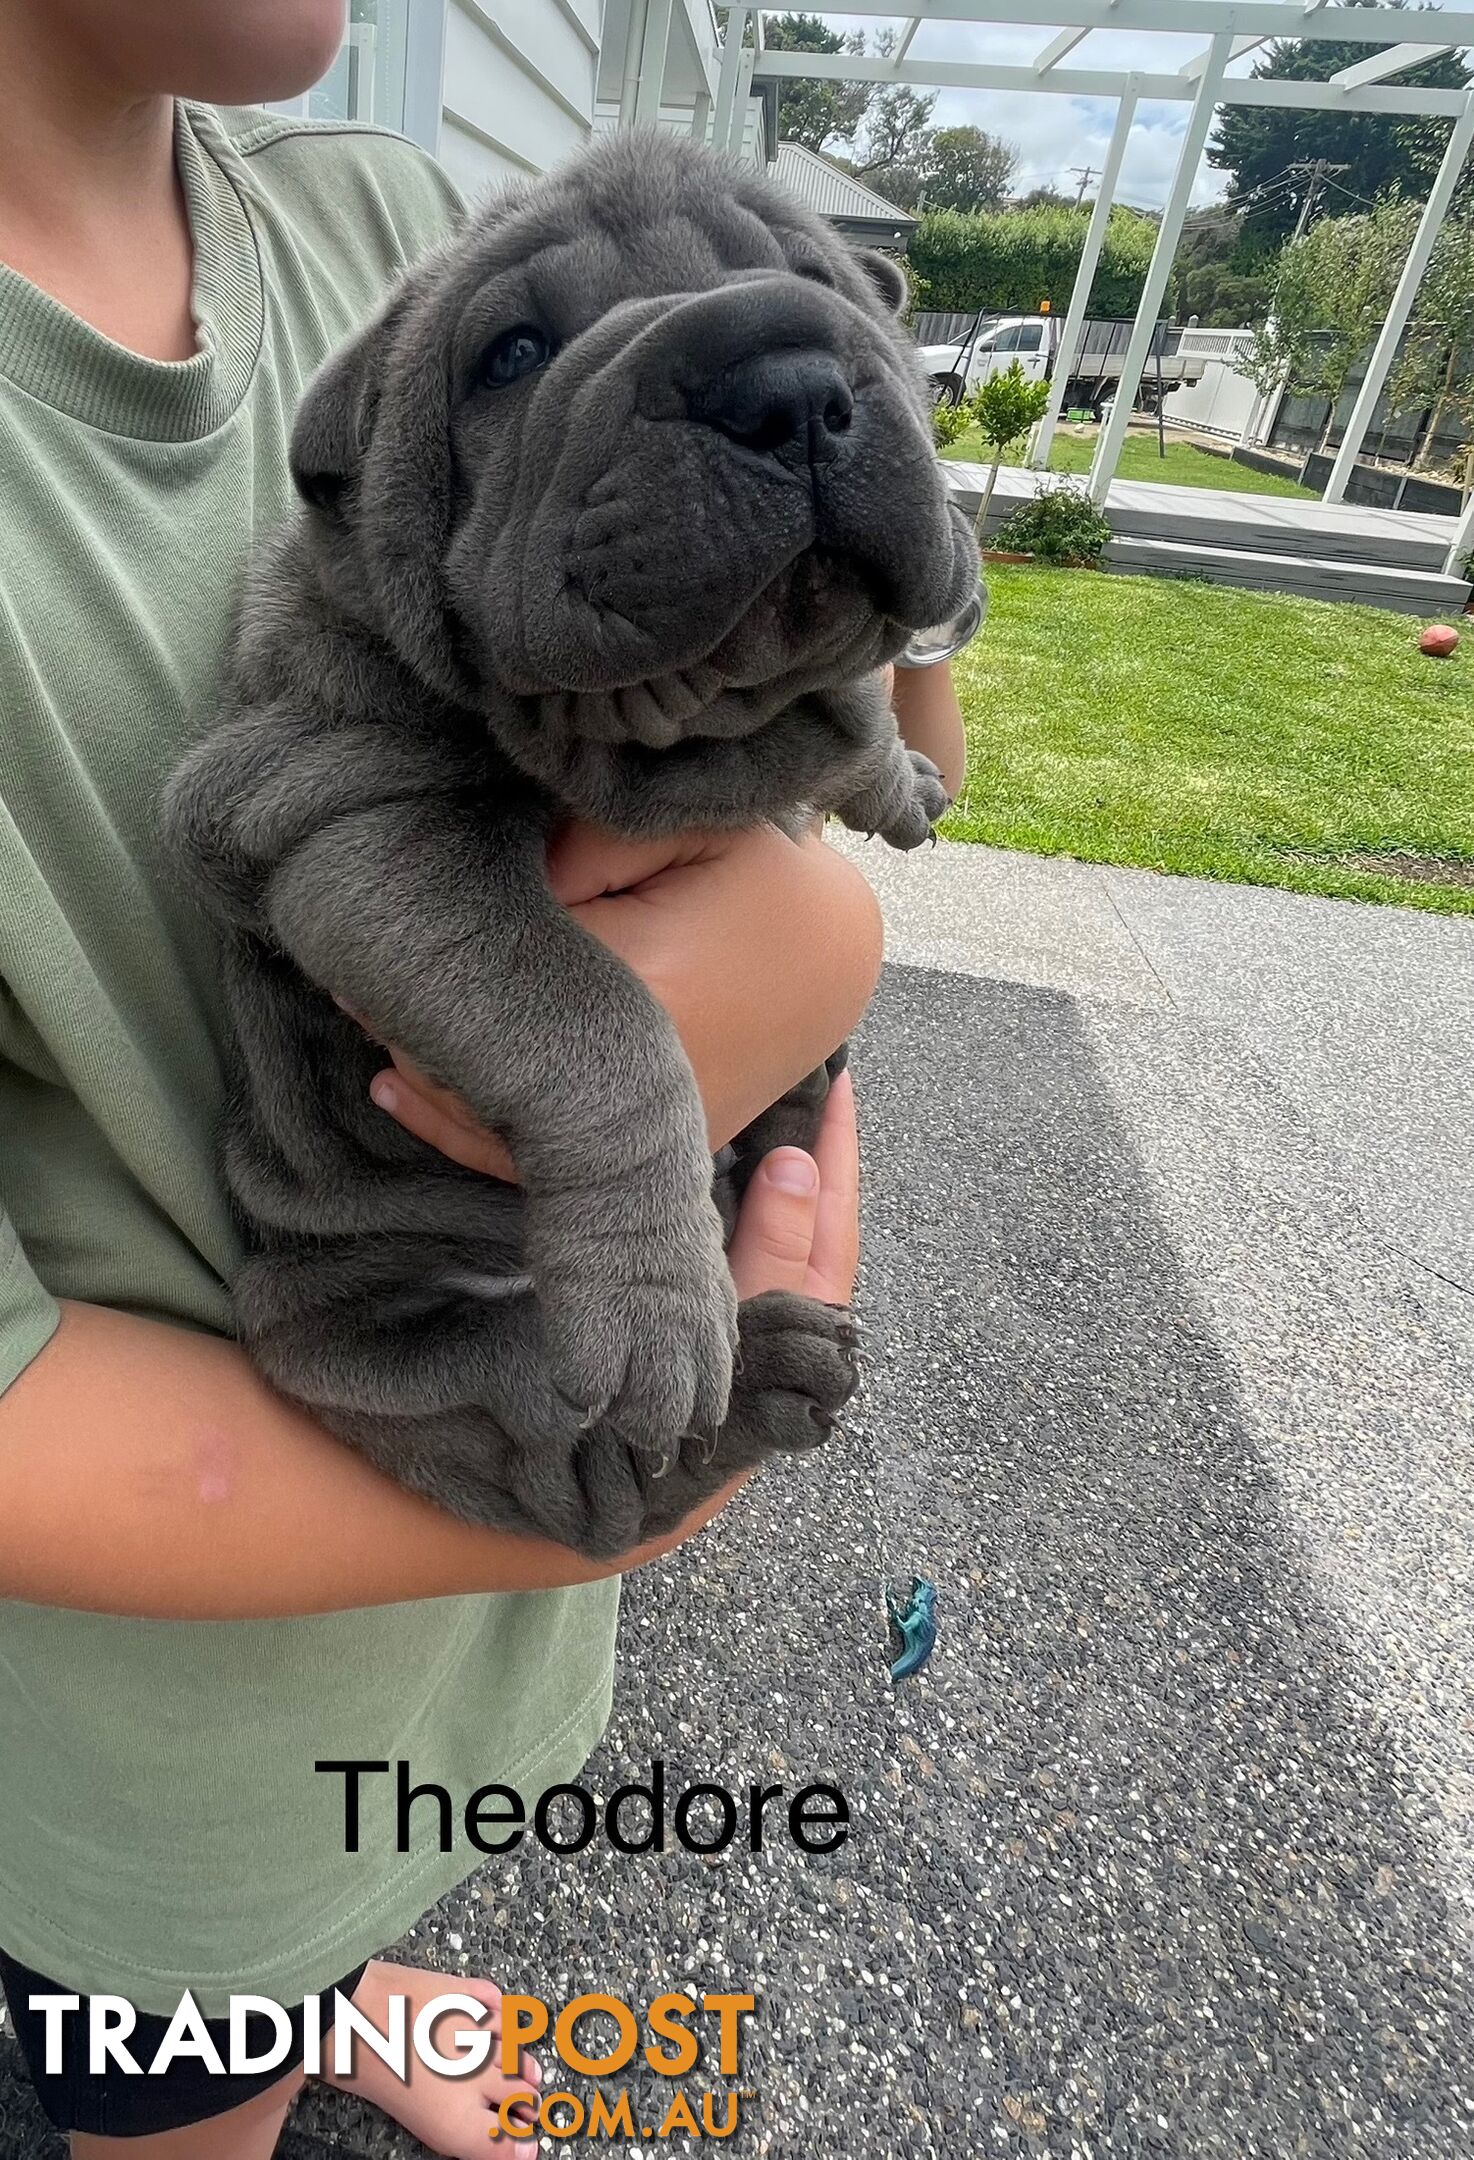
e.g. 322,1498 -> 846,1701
631,0 -> 678,126
617,0 -> 650,127
1443,482 -> 1474,580
631,0 -> 675,127
713,6 -> 750,153
691,90 -> 712,142
1088,30 -> 1232,504
1030,75 -> 1140,470
1322,87 -> 1474,505
728,38 -> 758,151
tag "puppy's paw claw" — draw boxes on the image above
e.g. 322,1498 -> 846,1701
724,1291 -> 865,1456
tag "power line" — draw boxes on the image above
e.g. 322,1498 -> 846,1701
1318,175 -> 1377,209
1283,157 -> 1350,242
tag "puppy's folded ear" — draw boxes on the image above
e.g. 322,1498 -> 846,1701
854,249 -> 909,316
288,267 -> 461,699
290,291 -> 410,518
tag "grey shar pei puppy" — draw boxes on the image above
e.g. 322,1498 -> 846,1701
164,130 -> 979,1557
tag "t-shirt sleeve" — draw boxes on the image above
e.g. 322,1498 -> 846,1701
385,135 -> 468,244
0,1200 -> 60,1395
319,125 -> 468,270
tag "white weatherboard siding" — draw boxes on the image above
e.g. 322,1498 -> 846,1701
439,0 -> 598,194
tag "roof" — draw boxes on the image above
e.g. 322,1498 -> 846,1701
771,142 -> 918,244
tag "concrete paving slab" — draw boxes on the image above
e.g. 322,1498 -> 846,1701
1099,864 -> 1474,1304
829,832 -> 1172,1010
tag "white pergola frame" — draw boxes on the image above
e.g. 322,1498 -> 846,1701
682,1 -> 1474,570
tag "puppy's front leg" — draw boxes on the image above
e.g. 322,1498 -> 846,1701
265,795 -> 737,1459
798,678 -> 951,851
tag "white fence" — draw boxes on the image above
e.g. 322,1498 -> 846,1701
1162,330 -> 1261,441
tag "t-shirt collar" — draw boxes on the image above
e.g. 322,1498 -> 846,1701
0,102 -> 265,443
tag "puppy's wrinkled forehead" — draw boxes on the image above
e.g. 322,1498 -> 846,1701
533,209 -> 795,329
447,142 -> 865,352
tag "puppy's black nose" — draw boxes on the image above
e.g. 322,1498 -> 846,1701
696,349 -> 854,466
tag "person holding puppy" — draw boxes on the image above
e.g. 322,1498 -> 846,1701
0,4 -> 965,2157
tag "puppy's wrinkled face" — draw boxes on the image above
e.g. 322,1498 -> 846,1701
291,131 -> 977,752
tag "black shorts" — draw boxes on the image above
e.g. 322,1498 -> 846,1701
0,1946 -> 368,2138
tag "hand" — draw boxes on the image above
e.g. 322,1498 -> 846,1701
609,1063 -> 861,1564
359,820 -> 882,1183
727,1064 -> 859,1307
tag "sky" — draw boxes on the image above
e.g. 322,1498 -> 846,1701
787,8 -> 1412,210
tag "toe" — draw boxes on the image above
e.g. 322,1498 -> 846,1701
485,2069 -> 541,2158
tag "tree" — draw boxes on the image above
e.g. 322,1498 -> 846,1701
760,14 -> 869,153
1246,195 -> 1422,447
969,362 -> 1052,536
1209,1 -> 1472,245
759,20 -> 1013,217
1387,207 -> 1474,468
838,120 -> 1018,216
898,126 -> 1018,213
846,30 -> 937,184
1171,210 -> 1279,326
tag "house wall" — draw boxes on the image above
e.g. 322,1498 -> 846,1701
277,0 -> 745,194
439,0 -> 599,195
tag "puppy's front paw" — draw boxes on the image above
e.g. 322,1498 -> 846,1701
837,747 -> 951,852
724,1290 -> 863,1454
539,1229 -> 739,1465
878,750 -> 950,851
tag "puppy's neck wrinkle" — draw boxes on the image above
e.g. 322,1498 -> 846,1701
479,672 -> 893,843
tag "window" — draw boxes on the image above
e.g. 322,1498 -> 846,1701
988,323 -> 1043,355
264,0 -> 418,138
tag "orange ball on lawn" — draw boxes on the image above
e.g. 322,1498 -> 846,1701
1419,624 -> 1460,658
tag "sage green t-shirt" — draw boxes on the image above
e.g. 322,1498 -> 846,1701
0,101 -> 617,2016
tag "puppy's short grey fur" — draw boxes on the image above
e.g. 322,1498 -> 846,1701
164,132 -> 979,1557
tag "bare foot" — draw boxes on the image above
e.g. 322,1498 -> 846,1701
318,1959 -> 542,2158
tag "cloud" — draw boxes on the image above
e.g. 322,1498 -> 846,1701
799,11 -> 1246,203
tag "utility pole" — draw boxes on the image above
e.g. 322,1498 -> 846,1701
1285,158 -> 1349,245
1072,164 -> 1098,208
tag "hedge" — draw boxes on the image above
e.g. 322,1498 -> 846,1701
907,204 -> 1159,319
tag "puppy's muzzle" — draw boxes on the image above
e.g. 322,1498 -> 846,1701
694,349 -> 855,474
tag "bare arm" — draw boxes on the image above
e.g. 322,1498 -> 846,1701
891,658 -> 966,802
0,841 -> 875,1619
369,822 -> 880,1180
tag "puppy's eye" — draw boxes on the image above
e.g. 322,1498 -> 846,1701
476,325 -> 555,388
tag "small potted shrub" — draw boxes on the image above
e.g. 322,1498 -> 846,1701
991,476 -> 1113,569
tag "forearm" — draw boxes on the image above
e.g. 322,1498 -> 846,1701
0,1299 -> 732,1618
0,831 -> 879,1620
568,827 -> 884,1151
890,660 -> 966,801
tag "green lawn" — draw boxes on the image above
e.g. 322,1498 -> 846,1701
940,424 -> 1316,499
946,564 -> 1474,915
